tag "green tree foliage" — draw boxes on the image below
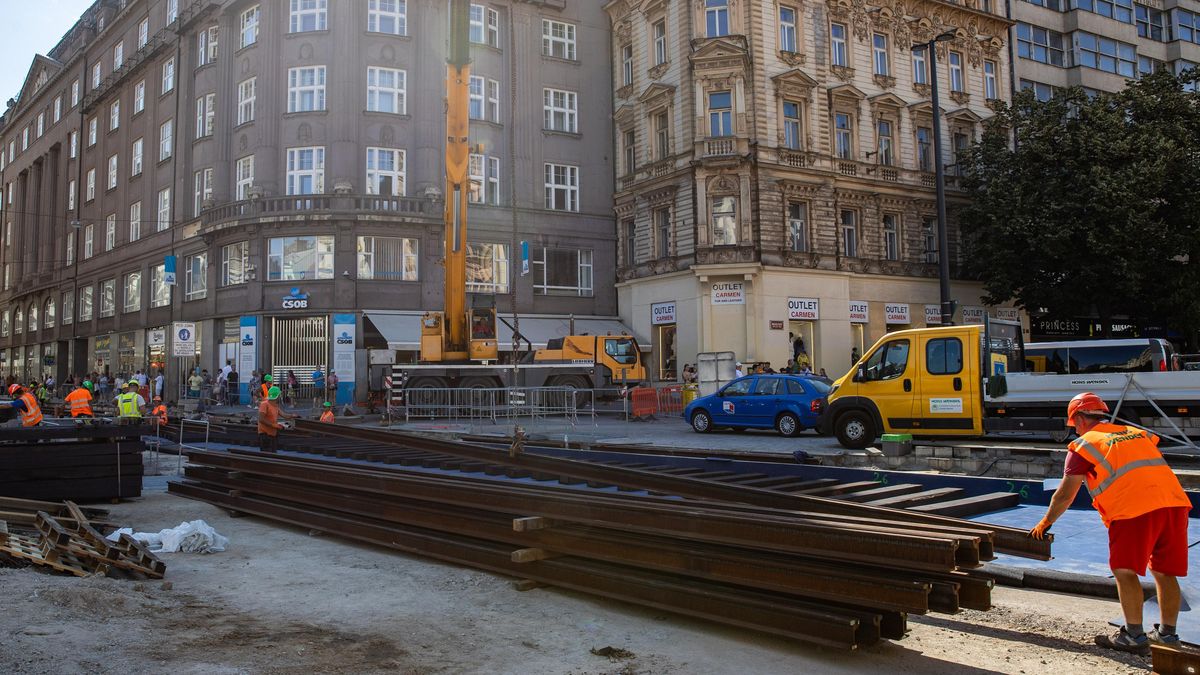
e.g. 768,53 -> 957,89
958,70 -> 1200,344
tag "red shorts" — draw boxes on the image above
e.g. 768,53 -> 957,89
1108,506 -> 1190,577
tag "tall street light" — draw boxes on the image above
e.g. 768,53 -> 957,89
913,30 -> 957,326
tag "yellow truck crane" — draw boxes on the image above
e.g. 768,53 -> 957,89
399,1 -> 646,395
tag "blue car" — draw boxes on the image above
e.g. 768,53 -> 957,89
682,374 -> 830,437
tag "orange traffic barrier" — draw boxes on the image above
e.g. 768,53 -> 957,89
630,387 -> 659,419
656,385 -> 684,415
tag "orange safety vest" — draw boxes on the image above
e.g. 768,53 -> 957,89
261,383 -> 270,399
152,404 -> 168,426
18,392 -> 43,427
1069,422 -> 1191,527
65,388 -> 94,417
320,410 -> 335,423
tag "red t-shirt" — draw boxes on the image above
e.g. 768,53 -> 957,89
1065,450 -> 1096,478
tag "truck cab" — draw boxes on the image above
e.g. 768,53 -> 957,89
825,325 -> 985,448
533,335 -> 646,387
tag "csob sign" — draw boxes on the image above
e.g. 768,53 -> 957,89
651,301 -> 676,325
961,306 -> 986,324
884,303 -> 911,325
711,281 -> 745,305
848,301 -> 868,324
787,297 -> 819,321
282,287 -> 310,309
925,305 -> 942,325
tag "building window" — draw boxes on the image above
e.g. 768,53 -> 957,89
157,188 -> 171,230
198,26 -> 219,65
780,7 -> 798,52
654,111 -> 671,159
138,18 -> 149,48
159,119 -> 173,160
469,5 -> 500,47
469,76 -> 499,121
367,67 -> 406,114
621,44 -> 633,86
367,0 -> 406,34
544,163 -> 579,211
706,0 -> 729,37
782,101 -> 802,150
1175,9 -> 1200,44
949,51 -> 964,92
1139,55 -> 1164,76
123,272 -> 141,313
237,78 -> 256,125
68,180 -> 76,210
28,304 -> 37,333
711,196 -> 737,245
286,147 -> 325,195
92,62 -> 102,89
105,214 -> 116,251
787,202 -> 807,252
100,279 -> 116,317
134,81 -> 145,113
288,66 -> 326,112
185,253 -> 207,300
1016,23 -> 1066,67
53,96 -> 62,122
195,93 -> 216,138
13,307 -> 22,333
916,126 -> 933,171
487,79 -> 500,122
86,169 -> 96,201
79,286 -> 93,321
162,57 -> 175,93
708,91 -> 732,137
542,19 -> 576,60
290,0 -> 328,32
37,113 -> 45,138
840,210 -> 858,258
532,248 -> 593,296
193,168 -> 213,215
130,201 -> 141,242
114,41 -> 125,70
877,119 -> 894,165
654,208 -> 671,257
873,33 -> 889,76
623,129 -> 636,175
1075,32 -> 1136,77
466,243 -> 509,293
88,117 -> 97,146
221,241 -> 248,286
624,220 -> 636,266
467,154 -> 500,205
0,311 -> 7,337
834,112 -> 853,159
167,0 -> 178,23
653,19 -> 667,65
984,60 -> 998,99
1020,79 -> 1055,102
107,155 -> 119,190
883,214 -> 900,261
913,48 -> 928,84
71,79 -> 80,107
63,290 -> 74,324
236,155 -> 255,200
366,147 -> 405,196
151,264 -> 171,307
543,88 -> 578,133
357,236 -> 418,281
922,217 -> 937,263
831,23 -> 848,67
1077,0 -> 1134,23
241,6 -> 260,47
268,236 -> 334,280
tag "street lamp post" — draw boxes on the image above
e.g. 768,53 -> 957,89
914,31 -> 957,326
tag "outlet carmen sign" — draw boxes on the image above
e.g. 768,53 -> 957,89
711,282 -> 745,305
651,301 -> 676,325
787,297 -> 819,321
885,303 -> 910,324
848,301 -> 868,323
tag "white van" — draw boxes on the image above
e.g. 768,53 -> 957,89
1024,338 -> 1177,375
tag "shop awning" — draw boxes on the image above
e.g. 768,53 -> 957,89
363,312 -> 642,352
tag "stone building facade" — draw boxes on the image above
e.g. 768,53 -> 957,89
0,0 -> 619,401
606,0 -> 1019,382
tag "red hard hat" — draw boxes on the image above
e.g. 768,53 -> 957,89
7,384 -> 20,396
1066,392 -> 1109,427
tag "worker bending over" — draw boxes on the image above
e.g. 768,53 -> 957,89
319,400 -> 335,423
257,386 -> 295,453
115,381 -> 147,424
0,383 -> 43,427
1031,392 -> 1191,654
66,380 -> 95,420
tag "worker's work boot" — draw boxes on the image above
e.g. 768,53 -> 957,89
1147,625 -> 1182,647
1095,626 -> 1150,655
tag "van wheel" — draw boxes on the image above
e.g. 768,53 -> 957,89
776,412 -> 802,438
835,411 -> 876,449
691,410 -> 713,433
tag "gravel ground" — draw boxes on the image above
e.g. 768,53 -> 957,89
0,491 -> 1151,674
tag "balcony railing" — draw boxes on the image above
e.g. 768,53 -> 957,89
705,138 -> 736,156
201,194 -> 434,228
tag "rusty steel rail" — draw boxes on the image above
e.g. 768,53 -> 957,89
169,481 -> 890,650
291,421 -> 1050,560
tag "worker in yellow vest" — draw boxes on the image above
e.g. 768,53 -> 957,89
115,381 -> 147,424
0,383 -> 43,427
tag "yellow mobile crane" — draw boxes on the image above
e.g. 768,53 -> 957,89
406,0 -> 647,393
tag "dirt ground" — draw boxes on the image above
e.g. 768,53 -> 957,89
0,491 -> 1151,675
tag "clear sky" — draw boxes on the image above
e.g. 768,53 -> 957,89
0,1 -> 96,104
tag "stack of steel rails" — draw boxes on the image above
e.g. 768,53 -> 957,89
169,424 -> 1050,650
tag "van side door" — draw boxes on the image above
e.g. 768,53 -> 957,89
915,332 -> 981,435
857,338 -> 917,432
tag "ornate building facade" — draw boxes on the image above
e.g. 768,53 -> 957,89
606,0 -> 1017,381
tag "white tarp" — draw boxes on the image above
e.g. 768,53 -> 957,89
107,519 -> 229,554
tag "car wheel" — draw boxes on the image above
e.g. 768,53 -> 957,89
776,412 -> 802,438
835,410 -> 876,449
691,410 -> 713,433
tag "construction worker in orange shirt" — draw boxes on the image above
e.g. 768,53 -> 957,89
319,400 -> 335,423
0,383 -> 44,427
65,380 -> 95,420
151,396 -> 169,428
1030,392 -> 1192,654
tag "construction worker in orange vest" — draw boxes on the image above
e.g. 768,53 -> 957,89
1031,392 -> 1192,654
151,396 -> 169,427
319,400 -> 335,423
65,380 -> 95,419
0,383 -> 44,427
259,373 -> 273,403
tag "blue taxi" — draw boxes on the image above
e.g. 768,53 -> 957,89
682,374 -> 829,437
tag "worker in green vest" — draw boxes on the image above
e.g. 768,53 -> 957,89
115,381 -> 147,424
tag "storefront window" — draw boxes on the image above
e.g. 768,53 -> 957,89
656,324 -> 677,381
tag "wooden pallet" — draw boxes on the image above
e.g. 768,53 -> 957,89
0,501 -> 165,579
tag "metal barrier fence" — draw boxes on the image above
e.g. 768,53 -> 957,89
404,387 -> 587,427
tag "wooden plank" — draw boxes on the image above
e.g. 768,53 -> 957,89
0,532 -> 94,577
511,548 -> 561,563
513,516 -> 557,532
